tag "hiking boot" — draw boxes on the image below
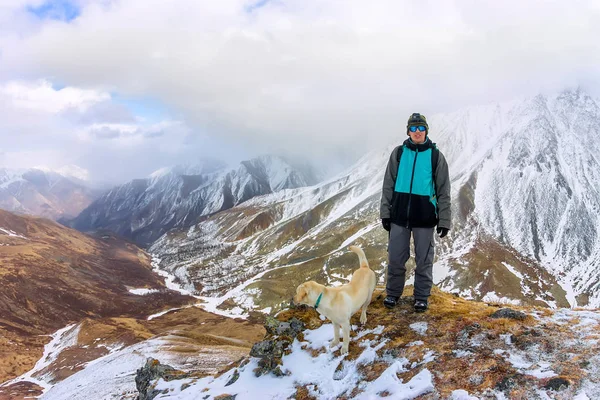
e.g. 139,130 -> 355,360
414,299 -> 428,313
383,296 -> 399,309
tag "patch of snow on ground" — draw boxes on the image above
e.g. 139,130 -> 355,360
151,323 -> 435,400
451,389 -> 480,400
0,227 -> 28,239
481,291 -> 520,306
128,288 -> 159,295
410,322 -> 428,336
1,324 -> 80,394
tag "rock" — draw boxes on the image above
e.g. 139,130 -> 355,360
544,377 -> 570,391
264,316 -> 304,338
495,373 -> 527,392
135,358 -> 189,400
250,340 -> 284,358
181,382 -> 192,392
264,316 -> 281,335
250,340 -> 286,377
225,369 -> 240,387
469,375 -> 484,386
214,395 -> 237,400
490,308 -> 527,320
248,317 -> 305,377
457,323 -> 481,346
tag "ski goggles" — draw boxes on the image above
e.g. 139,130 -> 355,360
408,125 -> 427,132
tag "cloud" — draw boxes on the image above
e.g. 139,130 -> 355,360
0,79 -> 108,113
1,0 -> 600,180
83,122 -> 172,141
62,99 -> 137,124
0,79 -> 203,183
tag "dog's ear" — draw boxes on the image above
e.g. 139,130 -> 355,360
297,284 -> 307,301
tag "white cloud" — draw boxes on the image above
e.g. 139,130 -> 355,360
0,79 -> 204,183
0,79 -> 108,113
1,0 -> 600,180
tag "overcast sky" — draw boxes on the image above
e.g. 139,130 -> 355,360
1,0 -> 599,183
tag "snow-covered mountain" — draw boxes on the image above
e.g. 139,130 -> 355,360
434,88 -> 600,307
148,88 -> 600,312
68,156 -> 319,247
0,167 -> 99,220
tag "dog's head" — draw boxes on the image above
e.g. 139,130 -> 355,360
293,281 -> 319,306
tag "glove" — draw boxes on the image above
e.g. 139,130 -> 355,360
381,218 -> 391,232
437,227 -> 449,238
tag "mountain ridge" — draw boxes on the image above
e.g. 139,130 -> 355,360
67,155 -> 320,247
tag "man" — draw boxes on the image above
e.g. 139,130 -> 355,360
380,112 -> 451,312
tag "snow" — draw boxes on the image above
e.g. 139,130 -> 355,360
34,165 -> 90,182
337,223 -> 379,250
451,390 -> 480,400
0,167 -> 26,188
128,287 -> 159,295
40,336 -> 192,400
0,227 -> 28,239
409,322 -> 428,336
150,324 -> 435,400
481,292 -> 520,306
1,324 -> 80,394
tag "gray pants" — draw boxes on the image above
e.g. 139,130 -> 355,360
386,224 -> 435,301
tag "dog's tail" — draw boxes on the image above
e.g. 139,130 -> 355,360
349,245 -> 370,269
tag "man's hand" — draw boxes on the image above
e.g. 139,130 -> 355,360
437,227 -> 449,238
381,218 -> 391,232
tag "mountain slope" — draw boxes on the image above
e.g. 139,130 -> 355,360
68,156 -> 318,247
434,88 -> 600,306
0,209 -> 193,387
0,167 -> 99,220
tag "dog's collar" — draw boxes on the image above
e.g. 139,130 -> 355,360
314,292 -> 323,309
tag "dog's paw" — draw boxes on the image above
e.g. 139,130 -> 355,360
340,344 -> 349,355
329,340 -> 340,348
360,314 -> 367,324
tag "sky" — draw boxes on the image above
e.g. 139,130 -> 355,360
0,0 -> 599,183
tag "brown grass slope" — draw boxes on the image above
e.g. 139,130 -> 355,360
0,209 -> 193,385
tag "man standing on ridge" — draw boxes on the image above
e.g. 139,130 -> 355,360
380,112 -> 451,312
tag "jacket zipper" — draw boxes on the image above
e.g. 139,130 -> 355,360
406,148 -> 419,227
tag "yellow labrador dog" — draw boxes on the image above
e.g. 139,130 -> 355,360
293,245 -> 376,354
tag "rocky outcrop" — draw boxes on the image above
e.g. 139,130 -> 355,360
135,358 -> 190,400
246,316 -> 304,377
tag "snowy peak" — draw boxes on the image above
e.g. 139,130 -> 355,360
0,166 -> 99,220
69,155 -> 319,246
440,88 -> 600,305
149,159 -> 228,181
238,155 -> 316,195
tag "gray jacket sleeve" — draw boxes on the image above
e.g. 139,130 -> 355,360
434,150 -> 451,229
380,146 -> 400,219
